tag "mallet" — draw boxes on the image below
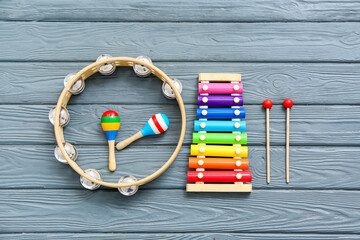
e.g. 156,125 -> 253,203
101,110 -> 120,172
263,99 -> 273,184
116,113 -> 169,151
283,99 -> 293,183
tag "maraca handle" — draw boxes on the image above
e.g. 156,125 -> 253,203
108,140 -> 116,172
116,131 -> 143,151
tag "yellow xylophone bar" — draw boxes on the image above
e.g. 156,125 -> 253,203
191,144 -> 248,158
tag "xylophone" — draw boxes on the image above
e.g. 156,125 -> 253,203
186,73 -> 252,192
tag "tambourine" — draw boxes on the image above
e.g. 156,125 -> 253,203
49,55 -> 186,195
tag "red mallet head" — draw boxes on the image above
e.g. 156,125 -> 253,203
283,99 -> 294,108
263,99 -> 273,109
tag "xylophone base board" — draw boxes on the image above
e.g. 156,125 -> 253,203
186,184 -> 252,192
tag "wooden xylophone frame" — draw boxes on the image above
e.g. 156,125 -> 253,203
54,57 -> 186,188
186,73 -> 252,192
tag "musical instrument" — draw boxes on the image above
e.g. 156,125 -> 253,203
186,73 -> 252,192
50,55 -> 186,195
101,110 -> 120,172
263,99 -> 273,183
116,113 -> 169,151
283,99 -> 293,183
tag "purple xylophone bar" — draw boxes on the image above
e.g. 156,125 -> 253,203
198,95 -> 243,107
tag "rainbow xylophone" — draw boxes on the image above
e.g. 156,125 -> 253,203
186,73 -> 252,192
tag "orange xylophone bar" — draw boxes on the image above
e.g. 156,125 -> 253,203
189,157 -> 249,170
188,171 -> 252,182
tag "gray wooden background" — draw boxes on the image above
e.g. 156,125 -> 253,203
1,1 -> 360,239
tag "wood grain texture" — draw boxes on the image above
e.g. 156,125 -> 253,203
1,0 -> 360,22
3,62 -> 360,105
1,104 -> 360,146
1,1 -> 360,237
1,233 -> 359,240
1,22 -> 360,62
0,189 -> 360,233
1,145 -> 360,190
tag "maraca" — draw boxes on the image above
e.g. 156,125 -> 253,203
101,110 -> 120,172
116,113 -> 169,151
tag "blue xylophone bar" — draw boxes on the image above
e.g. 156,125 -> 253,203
194,120 -> 246,132
196,108 -> 245,119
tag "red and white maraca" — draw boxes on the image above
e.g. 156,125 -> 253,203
116,113 -> 170,150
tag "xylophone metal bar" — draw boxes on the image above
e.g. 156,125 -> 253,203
196,108 -> 245,119
198,95 -> 243,106
194,120 -> 246,132
193,132 -> 247,145
191,145 -> 248,158
199,82 -> 243,94
189,157 -> 249,170
188,171 -> 252,182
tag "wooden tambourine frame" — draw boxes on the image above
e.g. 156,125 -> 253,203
54,57 -> 186,188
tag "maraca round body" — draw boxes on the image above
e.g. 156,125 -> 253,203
101,110 -> 120,140
101,110 -> 120,172
116,113 -> 170,151
141,113 -> 170,136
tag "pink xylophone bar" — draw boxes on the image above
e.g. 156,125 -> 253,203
199,82 -> 243,94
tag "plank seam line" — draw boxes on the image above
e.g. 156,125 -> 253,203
1,20 -> 360,23
0,231 -> 359,235
2,60 -> 360,64
1,188 -> 360,191
0,144 -> 357,147
4,144 -> 359,147
1,232 -> 360,235
1,103 -> 360,106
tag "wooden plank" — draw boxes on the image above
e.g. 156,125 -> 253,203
2,62 -> 360,105
1,104 -> 359,146
0,189 -> 359,233
1,145 -> 360,190
0,104 -> 183,146
1,0 -> 360,22
1,22 -> 360,62
1,233 -> 359,240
